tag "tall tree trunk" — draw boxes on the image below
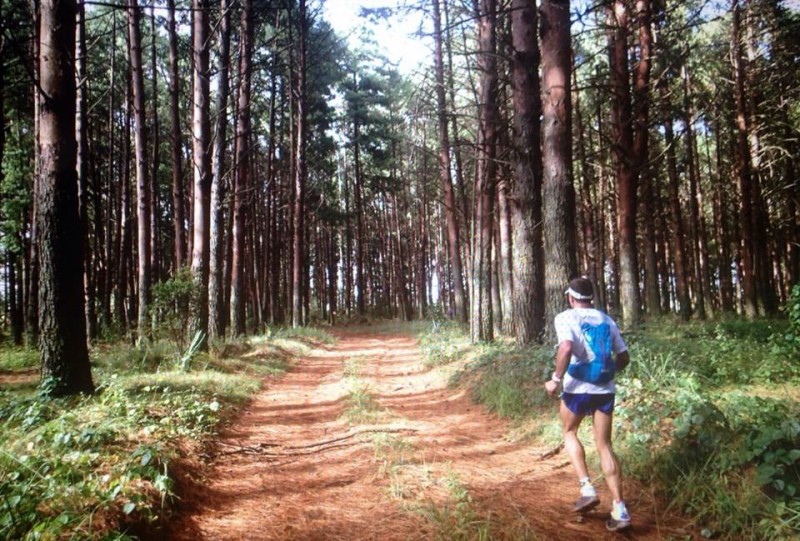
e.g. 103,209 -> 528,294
209,0 -> 232,338
166,0 -> 185,272
292,0 -> 307,327
712,113 -> 734,312
148,8 -> 160,287
574,58 -> 599,304
633,0 -> 657,315
102,12 -> 116,329
731,0 -> 757,317
744,5 -> 776,315
497,175 -> 513,335
352,87 -> 366,317
607,0 -> 642,326
682,65 -> 706,320
117,71 -> 132,328
76,0 -> 96,340
231,0 -> 253,335
596,102 -> 610,312
541,0 -> 577,338
127,0 -> 151,341
470,0 -> 498,343
188,0 -> 211,346
433,0 -> 467,324
443,0 -> 470,260
28,0 -> 41,344
661,95 -> 691,320
37,0 -> 94,395
342,150 -> 353,316
510,0 -> 544,344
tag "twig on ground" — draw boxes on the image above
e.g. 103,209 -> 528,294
539,442 -> 564,460
215,427 -> 418,457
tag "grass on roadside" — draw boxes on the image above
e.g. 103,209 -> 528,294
415,305 -> 800,541
0,346 -> 38,372
0,328 -> 325,541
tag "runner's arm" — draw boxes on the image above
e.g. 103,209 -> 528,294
545,340 -> 573,396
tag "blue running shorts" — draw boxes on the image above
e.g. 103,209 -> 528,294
562,392 -> 615,416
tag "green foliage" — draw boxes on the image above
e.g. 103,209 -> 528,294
152,267 -> 194,353
0,373 -> 254,540
343,381 -> 384,424
616,321 -> 800,540
466,344 -> 552,420
342,356 -> 364,378
770,284 -> 800,365
413,471 -> 543,541
419,321 -> 470,368
416,472 -> 491,541
439,315 -> 800,540
263,326 -> 335,345
0,325 -> 282,540
0,347 -> 38,371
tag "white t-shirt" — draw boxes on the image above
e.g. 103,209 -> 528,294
554,307 -> 627,395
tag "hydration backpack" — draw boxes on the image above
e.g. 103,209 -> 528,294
567,316 -> 616,384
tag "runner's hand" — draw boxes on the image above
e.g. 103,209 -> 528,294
544,379 -> 559,397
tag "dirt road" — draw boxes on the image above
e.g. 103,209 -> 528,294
167,328 -> 693,540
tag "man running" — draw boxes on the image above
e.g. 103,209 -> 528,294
544,277 -> 632,531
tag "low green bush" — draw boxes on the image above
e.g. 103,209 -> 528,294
0,372 -> 257,540
616,323 -> 800,540
0,325 -> 297,540
0,347 -> 38,372
418,321 -> 470,368
433,305 -> 800,540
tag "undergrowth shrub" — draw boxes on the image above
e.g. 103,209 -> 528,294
152,268 -> 193,353
617,324 -> 800,540
0,346 -> 38,372
418,321 -> 470,368
438,310 -> 800,539
0,372 -> 257,540
461,344 -> 552,420
0,323 -> 297,540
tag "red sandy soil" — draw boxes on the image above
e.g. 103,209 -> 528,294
165,328 -> 698,541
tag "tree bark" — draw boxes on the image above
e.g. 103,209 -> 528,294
76,0 -> 96,340
541,0 -> 577,338
470,0 -> 498,343
292,0 -> 308,327
231,0 -> 253,335
632,0 -> 657,315
188,0 -> 212,346
661,88 -> 691,320
209,0 -> 232,339
510,0 -> 545,345
681,65 -> 706,320
607,0 -> 642,326
166,0 -> 185,272
148,8 -> 160,287
28,0 -> 41,343
37,0 -> 94,395
432,0 -> 467,324
731,0 -> 757,318
127,0 -> 151,341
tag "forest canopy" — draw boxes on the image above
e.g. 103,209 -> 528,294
0,0 -> 798,391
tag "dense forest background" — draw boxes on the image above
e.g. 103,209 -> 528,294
0,0 -> 798,393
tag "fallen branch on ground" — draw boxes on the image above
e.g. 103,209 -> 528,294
539,443 -> 564,460
216,427 -> 418,457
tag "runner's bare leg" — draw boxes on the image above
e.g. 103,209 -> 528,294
560,401 -> 590,480
592,409 -> 623,502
